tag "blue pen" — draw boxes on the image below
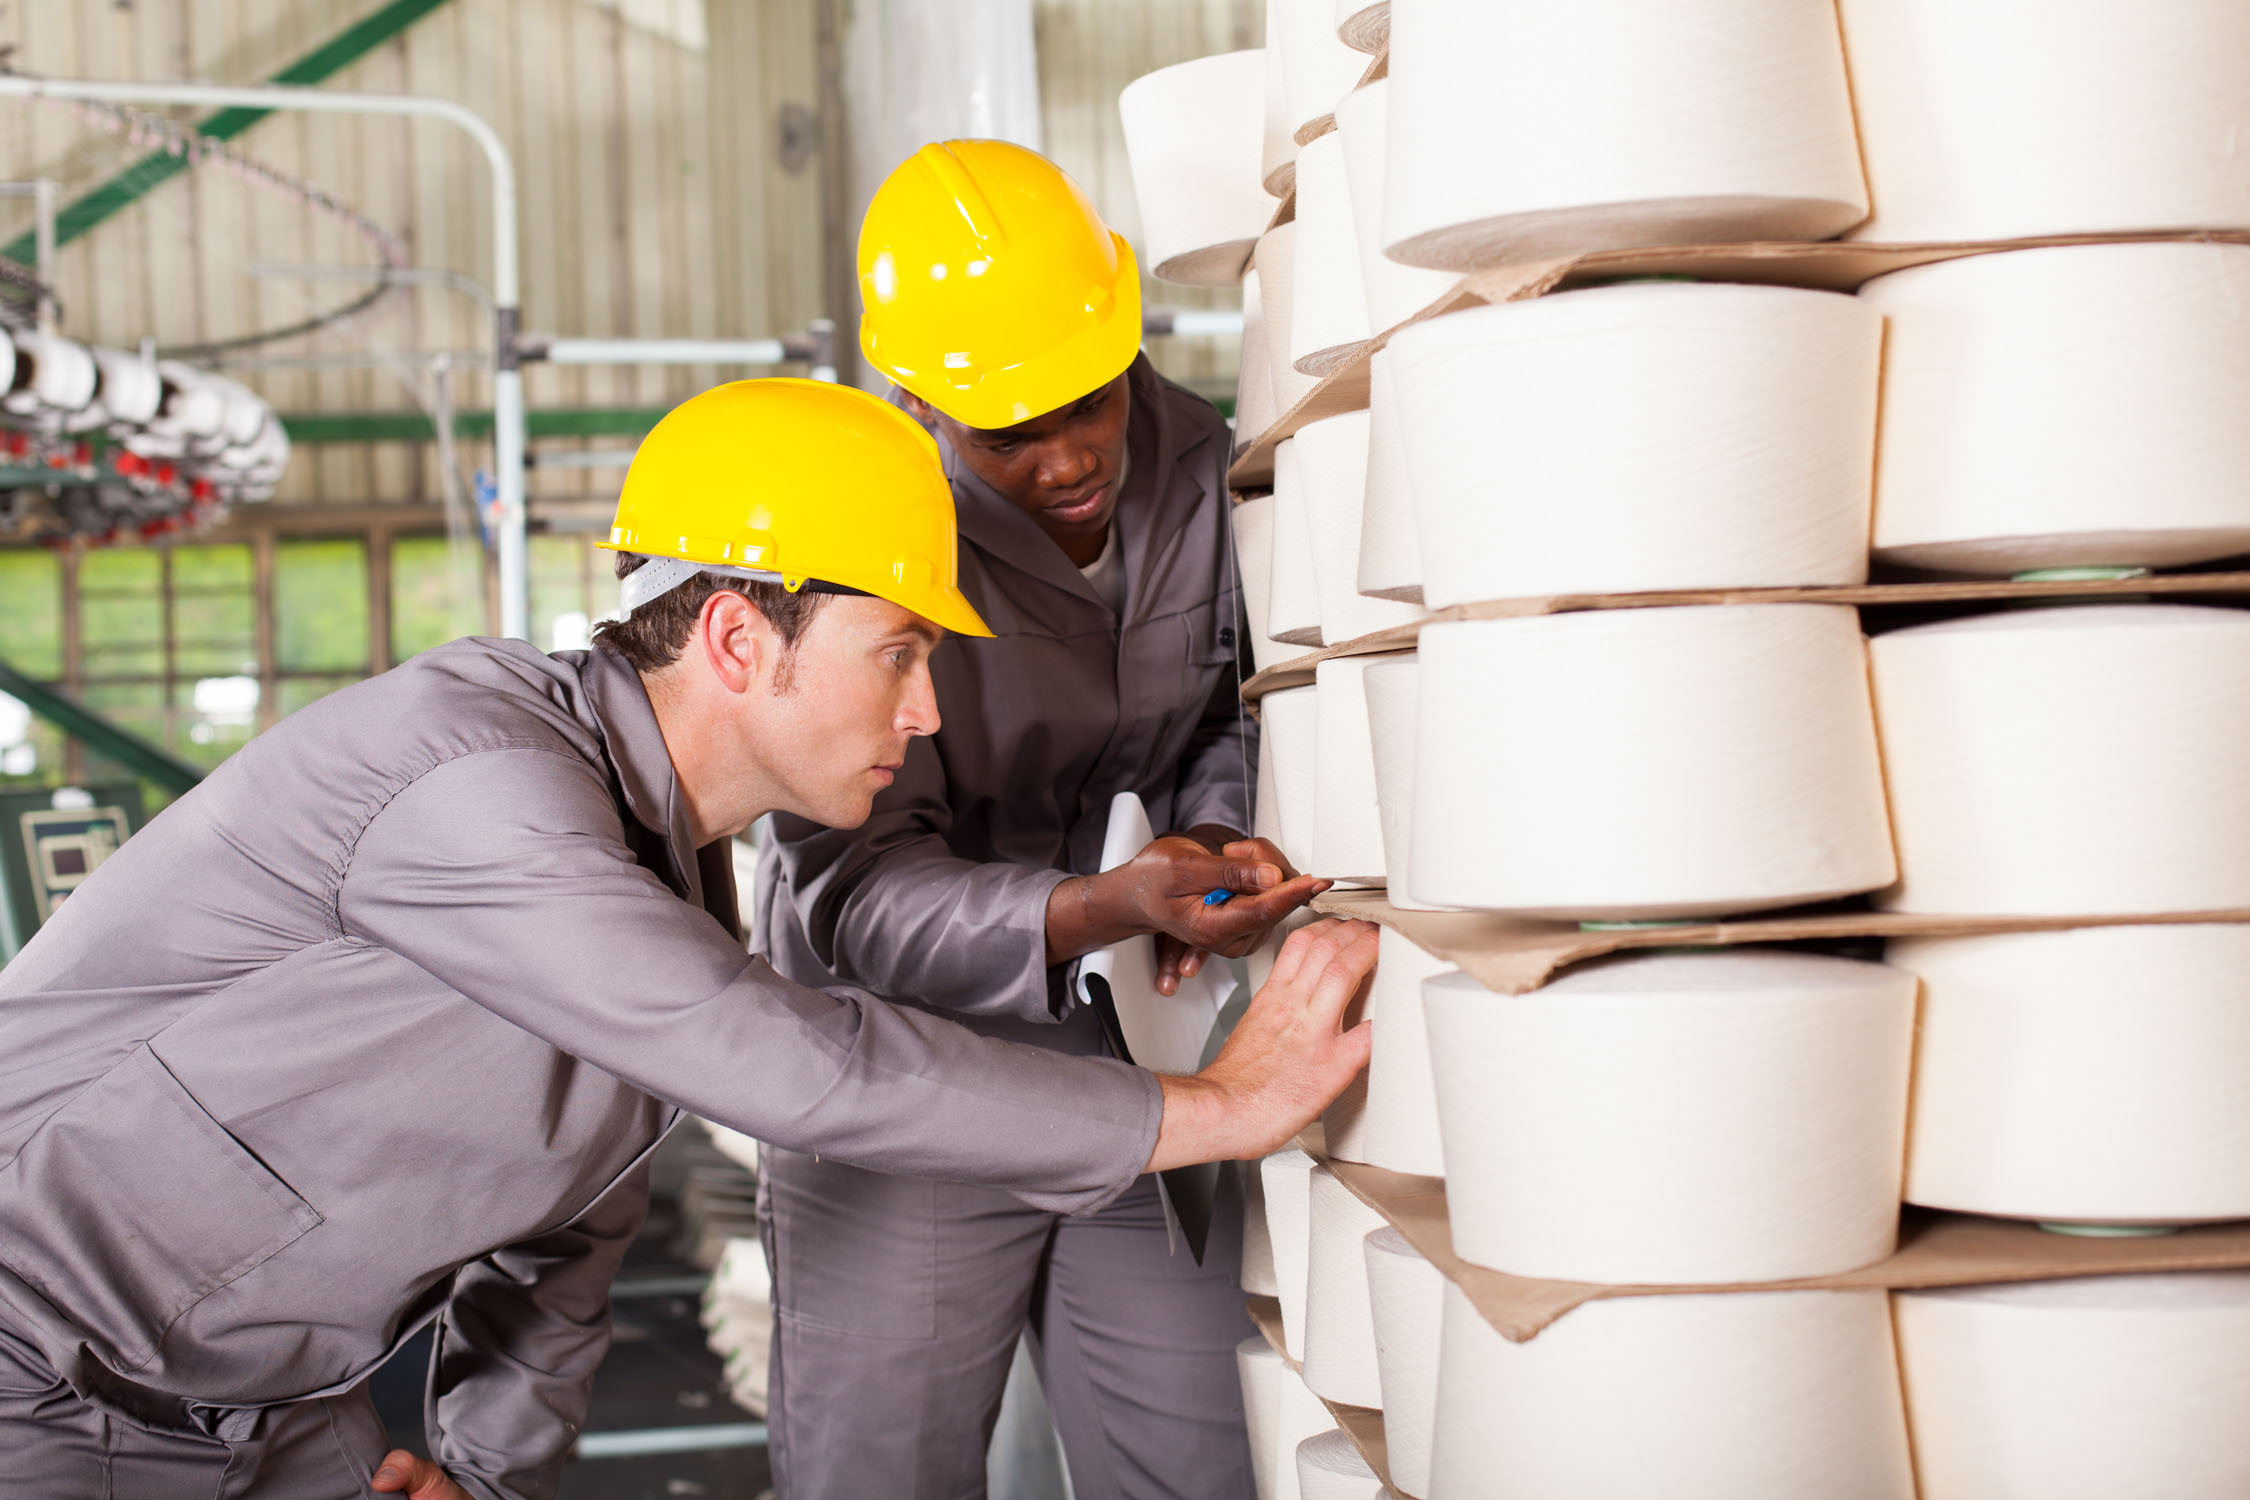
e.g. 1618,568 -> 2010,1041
1203,888 -> 1235,906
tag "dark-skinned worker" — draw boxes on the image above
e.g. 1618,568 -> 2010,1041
754,141 -> 1316,1500
0,377 -> 1377,1500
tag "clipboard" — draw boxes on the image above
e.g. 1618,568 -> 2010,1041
1075,792 -> 1239,1262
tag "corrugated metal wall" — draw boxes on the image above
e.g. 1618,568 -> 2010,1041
2,0 -> 1254,506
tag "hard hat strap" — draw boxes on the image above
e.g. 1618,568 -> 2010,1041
619,555 -> 870,618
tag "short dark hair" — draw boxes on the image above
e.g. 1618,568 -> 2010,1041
592,553 -> 829,673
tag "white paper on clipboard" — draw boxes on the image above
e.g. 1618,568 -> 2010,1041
1074,792 -> 1239,1076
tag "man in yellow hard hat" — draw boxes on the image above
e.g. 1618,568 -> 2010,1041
0,376 -> 1374,1500
756,143 -> 1305,1498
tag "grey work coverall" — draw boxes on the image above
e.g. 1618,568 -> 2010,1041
755,356 -> 1259,1500
0,639 -> 1162,1500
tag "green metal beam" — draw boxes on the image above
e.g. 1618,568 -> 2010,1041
0,658 -> 203,796
2,0 -> 457,267
279,407 -> 673,445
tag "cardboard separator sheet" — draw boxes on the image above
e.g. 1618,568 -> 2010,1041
1226,226 -> 2250,488
1290,48 -> 1390,149
1238,570 -> 2250,703
1247,1293 -> 1403,1495
1319,1155 -> 2250,1346
1307,886 -> 2250,997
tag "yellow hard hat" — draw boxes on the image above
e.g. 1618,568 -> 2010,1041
601,377 -> 993,637
859,140 -> 1142,430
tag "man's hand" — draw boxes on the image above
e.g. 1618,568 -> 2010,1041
371,1452 -> 474,1500
1047,829 -> 1330,986
1148,918 -> 1378,1171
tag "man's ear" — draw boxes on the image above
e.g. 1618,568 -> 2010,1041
697,590 -> 766,693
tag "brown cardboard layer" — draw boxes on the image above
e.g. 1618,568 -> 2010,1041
1338,1 -> 1389,55
1247,1293 -> 1406,1496
1238,570 -> 2250,701
1225,227 -> 2250,488
1325,1401 -> 1400,1497
1322,1157 -> 2250,1345
1309,887 -> 2250,997
1290,51 -> 1389,149
1246,1293 -> 1298,1373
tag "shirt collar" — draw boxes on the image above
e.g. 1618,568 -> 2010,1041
582,642 -> 690,846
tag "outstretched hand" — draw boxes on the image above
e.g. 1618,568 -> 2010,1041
1147,918 -> 1379,1171
371,1452 -> 474,1500
1047,829 -> 1330,986
1147,834 -> 1329,994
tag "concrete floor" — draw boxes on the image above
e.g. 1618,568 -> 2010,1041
368,1204 -> 772,1500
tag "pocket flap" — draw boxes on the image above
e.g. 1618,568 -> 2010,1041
0,1046 -> 320,1372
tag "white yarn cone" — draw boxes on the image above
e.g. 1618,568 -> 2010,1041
1290,133 -> 1374,375
1242,1156 -> 1281,1297
1412,607 -> 1896,919
1241,1335 -> 1342,1500
1333,80 -> 1460,332
1359,656 -> 1449,915
1840,0 -> 2250,243
1275,0 -> 1371,141
1366,1228 -> 1445,1498
1298,1430 -> 1384,1500
1234,495 -> 1294,674
1254,725 -> 1284,851
1237,269 -> 1280,447
1261,12 -> 1297,196
1863,243 -> 2250,574
1385,282 -> 1879,610
1355,348 -> 1423,605
1896,1273 -> 2250,1500
1255,226 -> 1323,420
1301,1165 -> 1389,1408
1430,1284 -> 1915,1500
1382,0 -> 1866,270
1327,924 -> 1450,1176
1313,655 -> 1392,883
1261,1147 -> 1319,1362
1268,439 -> 1325,647
1260,684 -> 1321,872
1425,953 -> 1915,1284
1892,926 -> 2250,1224
1870,604 -> 2250,915
1293,412 -> 1427,644
1121,50 -> 1275,286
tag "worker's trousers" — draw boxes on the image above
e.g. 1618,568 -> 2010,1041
0,1319 -> 388,1499
759,1150 -> 1257,1500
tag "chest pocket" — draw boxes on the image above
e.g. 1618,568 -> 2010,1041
0,1045 -> 321,1373
1177,584 -> 1245,672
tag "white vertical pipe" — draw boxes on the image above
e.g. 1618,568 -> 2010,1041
0,75 -> 529,636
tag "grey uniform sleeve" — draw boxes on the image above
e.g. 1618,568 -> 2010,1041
424,1167 -> 650,1500
1167,600 -> 1258,839
767,732 -> 1072,1024
338,746 -> 1159,1210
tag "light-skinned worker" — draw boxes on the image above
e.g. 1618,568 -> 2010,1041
0,378 -> 1375,1500
755,141 -> 1311,1499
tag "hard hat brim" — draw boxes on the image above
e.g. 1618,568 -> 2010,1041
913,582 -> 995,639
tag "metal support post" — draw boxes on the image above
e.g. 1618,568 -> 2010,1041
0,75 -> 532,639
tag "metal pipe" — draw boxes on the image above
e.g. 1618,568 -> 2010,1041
0,180 -> 63,334
32,180 -> 56,337
1143,308 -> 1245,339
0,74 -> 532,638
527,449 -> 636,470
533,337 -> 790,366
